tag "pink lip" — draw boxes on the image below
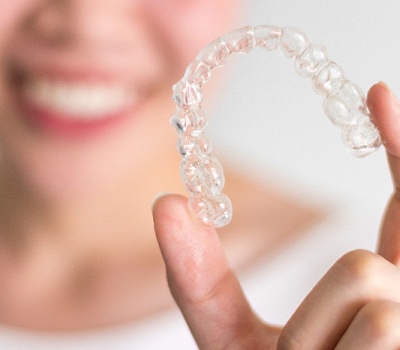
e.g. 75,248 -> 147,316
17,97 -> 135,138
10,66 -> 138,138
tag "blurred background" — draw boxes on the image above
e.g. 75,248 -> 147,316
204,0 -> 400,325
1,1 -> 398,348
212,0 -> 398,214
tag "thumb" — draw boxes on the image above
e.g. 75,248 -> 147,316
367,82 -> 400,264
152,194 -> 279,349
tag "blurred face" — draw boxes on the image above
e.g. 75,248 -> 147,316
0,0 -> 240,201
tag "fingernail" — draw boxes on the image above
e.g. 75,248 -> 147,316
151,192 -> 172,210
378,81 -> 394,98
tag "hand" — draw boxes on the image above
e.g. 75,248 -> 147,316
367,82 -> 400,264
153,195 -> 400,349
153,194 -> 281,349
152,82 -> 400,349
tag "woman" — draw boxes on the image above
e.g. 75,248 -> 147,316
0,0 -> 399,348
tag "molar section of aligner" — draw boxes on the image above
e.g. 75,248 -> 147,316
279,27 -> 310,59
294,44 -> 329,78
180,155 -> 225,196
341,116 -> 381,157
323,81 -> 367,129
188,192 -> 233,228
312,62 -> 346,96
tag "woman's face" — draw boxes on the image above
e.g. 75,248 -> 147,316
0,0 -> 240,200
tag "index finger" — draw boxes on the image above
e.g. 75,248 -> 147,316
152,194 -> 280,349
367,82 -> 400,264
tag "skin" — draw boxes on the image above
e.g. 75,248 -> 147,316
0,0 -> 245,331
3,0 -> 398,346
153,83 -> 400,349
0,0 -> 321,333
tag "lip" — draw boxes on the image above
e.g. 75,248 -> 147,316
17,96 -> 136,137
9,64 -> 141,138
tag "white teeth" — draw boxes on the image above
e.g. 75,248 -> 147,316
23,77 -> 136,120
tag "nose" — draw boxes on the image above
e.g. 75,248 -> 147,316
27,0 -> 141,47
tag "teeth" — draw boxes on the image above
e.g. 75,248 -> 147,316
23,77 -> 136,120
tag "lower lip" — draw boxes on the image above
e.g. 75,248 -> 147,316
16,95 -> 136,138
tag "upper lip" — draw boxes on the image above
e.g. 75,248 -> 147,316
6,34 -> 153,88
5,38 -> 144,124
5,37 -> 149,119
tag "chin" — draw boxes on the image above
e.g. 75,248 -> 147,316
1,84 -> 173,200
0,118 -> 140,204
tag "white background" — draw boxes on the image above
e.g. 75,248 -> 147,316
207,0 -> 400,328
208,0 -> 399,234
1,1 -> 399,348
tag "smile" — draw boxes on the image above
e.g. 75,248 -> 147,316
22,76 -> 137,120
10,66 -> 140,137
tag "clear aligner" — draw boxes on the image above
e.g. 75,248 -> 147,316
171,25 -> 382,228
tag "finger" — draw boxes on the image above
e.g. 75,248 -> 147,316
152,194 -> 280,349
277,250 -> 400,349
367,82 -> 400,264
378,194 -> 400,265
367,82 -> 400,158
335,300 -> 400,349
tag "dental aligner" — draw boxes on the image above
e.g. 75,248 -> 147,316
170,25 -> 382,228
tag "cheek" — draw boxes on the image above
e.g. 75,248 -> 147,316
144,1 -> 241,70
0,1 -> 42,46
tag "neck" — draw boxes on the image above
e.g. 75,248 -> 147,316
0,150 -> 184,330
0,147 -> 184,259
